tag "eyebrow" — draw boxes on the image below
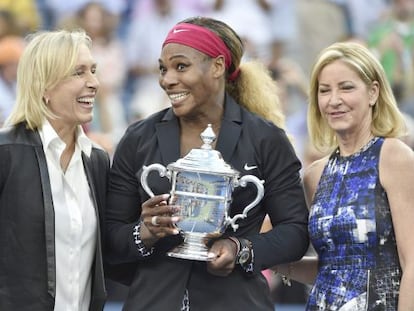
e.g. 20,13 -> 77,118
319,80 -> 353,86
75,62 -> 98,68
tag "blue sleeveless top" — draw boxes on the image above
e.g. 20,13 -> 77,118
307,137 -> 401,311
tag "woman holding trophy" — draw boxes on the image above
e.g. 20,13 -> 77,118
105,16 -> 309,310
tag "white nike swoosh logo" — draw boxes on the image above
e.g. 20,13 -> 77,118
244,164 -> 258,171
173,29 -> 189,34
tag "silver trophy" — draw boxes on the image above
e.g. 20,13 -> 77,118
140,124 -> 264,261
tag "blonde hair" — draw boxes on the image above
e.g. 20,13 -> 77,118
227,60 -> 284,128
5,29 -> 92,130
181,17 -> 285,128
308,41 -> 406,152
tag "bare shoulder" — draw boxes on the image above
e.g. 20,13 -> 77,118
304,155 -> 329,184
381,138 -> 414,167
380,138 -> 414,187
303,155 -> 330,205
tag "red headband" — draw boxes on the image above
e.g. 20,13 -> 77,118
162,23 -> 239,81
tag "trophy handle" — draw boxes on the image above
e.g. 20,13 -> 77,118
140,163 -> 168,197
226,175 -> 264,231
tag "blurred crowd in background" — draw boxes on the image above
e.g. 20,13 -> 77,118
1,0 -> 414,306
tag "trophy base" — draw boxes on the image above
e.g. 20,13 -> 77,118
167,232 -> 217,261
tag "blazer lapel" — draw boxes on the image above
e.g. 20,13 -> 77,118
34,145 -> 56,298
82,153 -> 98,214
81,152 -> 106,310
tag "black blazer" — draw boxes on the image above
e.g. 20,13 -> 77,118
0,123 -> 109,311
106,96 -> 309,310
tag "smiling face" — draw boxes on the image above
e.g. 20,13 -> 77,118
158,43 -> 225,119
317,59 -> 379,137
44,44 -> 99,130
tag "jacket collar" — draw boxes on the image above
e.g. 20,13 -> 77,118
155,94 -> 242,164
39,119 -> 92,157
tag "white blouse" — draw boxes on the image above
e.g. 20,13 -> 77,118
39,120 -> 97,311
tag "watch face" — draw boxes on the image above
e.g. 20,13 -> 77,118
239,251 -> 250,264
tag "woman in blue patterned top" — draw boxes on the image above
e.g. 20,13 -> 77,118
273,41 -> 414,310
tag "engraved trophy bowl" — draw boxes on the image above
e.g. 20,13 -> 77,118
140,124 -> 264,261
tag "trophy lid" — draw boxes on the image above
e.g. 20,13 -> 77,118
167,124 -> 239,177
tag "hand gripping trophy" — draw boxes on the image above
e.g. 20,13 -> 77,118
140,124 -> 264,261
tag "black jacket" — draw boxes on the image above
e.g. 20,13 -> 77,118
106,96 -> 309,311
0,123 -> 109,311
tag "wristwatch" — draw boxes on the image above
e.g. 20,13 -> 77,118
235,238 -> 253,268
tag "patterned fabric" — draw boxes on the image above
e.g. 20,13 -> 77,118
181,289 -> 190,311
307,137 -> 401,311
133,222 -> 154,257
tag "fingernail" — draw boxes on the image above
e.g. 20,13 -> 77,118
207,252 -> 217,259
173,228 -> 180,235
171,216 -> 180,222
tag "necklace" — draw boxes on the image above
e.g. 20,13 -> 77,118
336,136 -> 378,159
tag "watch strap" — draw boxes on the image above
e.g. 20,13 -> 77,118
227,236 -> 241,257
233,237 -> 254,273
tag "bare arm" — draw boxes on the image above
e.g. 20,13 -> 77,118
380,138 -> 414,311
274,255 -> 318,285
302,157 -> 327,207
272,157 -> 328,285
